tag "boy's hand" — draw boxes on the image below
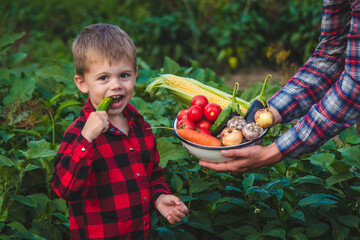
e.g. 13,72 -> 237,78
81,111 -> 109,142
155,194 -> 188,224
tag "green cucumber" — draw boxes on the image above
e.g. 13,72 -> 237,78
210,82 -> 240,135
209,106 -> 232,135
96,97 -> 114,112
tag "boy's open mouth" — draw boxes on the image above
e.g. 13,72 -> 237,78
111,95 -> 124,103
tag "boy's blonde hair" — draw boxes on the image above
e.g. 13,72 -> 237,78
72,24 -> 137,76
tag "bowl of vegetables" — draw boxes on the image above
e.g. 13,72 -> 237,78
146,73 -> 274,163
172,84 -> 273,163
173,119 -> 269,162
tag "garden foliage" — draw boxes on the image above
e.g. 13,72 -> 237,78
1,0 -> 360,239
1,32 -> 360,240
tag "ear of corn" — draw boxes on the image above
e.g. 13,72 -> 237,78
145,74 -> 250,115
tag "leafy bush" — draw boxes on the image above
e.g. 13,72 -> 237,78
1,0 -> 322,72
1,33 -> 360,240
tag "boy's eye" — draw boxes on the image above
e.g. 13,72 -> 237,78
120,73 -> 129,78
99,75 -> 108,81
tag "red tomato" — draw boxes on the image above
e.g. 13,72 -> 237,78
191,95 -> 209,110
177,119 -> 196,130
198,128 -> 212,135
204,103 -> 222,121
196,120 -> 212,130
176,109 -> 188,121
187,105 -> 203,122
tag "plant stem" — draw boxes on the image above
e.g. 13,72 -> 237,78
259,74 -> 272,99
47,110 -> 56,146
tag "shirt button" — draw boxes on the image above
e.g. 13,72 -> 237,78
110,128 -> 114,132
129,148 -> 133,152
143,197 -> 147,201
136,172 -> 140,177
144,221 -> 148,226
81,148 -> 86,152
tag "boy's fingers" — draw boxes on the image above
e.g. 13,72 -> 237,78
168,212 -> 181,223
176,203 -> 189,213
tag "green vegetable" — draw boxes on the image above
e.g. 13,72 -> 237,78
252,74 -> 271,107
210,82 -> 241,135
96,97 -> 113,112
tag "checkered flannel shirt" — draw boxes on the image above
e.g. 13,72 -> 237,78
52,98 -> 169,240
269,0 -> 360,158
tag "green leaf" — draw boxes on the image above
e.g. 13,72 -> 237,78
8,195 -> 36,208
0,155 -> 16,167
155,227 -> 176,240
29,193 -> 50,215
7,221 -> 28,237
216,197 -> 247,208
10,53 -> 27,67
298,193 -> 338,207
157,137 -> 190,168
338,126 -> 360,144
225,186 -> 242,192
187,211 -> 214,233
290,210 -> 305,222
242,173 -> 255,189
245,232 -> 262,240
26,139 -> 57,159
245,186 -> 270,201
163,56 -> 179,74
292,175 -> 323,185
337,215 -> 360,228
3,76 -> 35,105
179,196 -> 197,202
325,172 -> 354,186
189,181 -> 216,194
219,225 -> 257,239
214,214 -> 243,226
0,32 -> 25,50
0,209 -> 7,223
263,228 -> 286,239
331,220 -> 350,240
189,68 -> 205,82
307,153 -> 335,168
36,65 -> 76,94
55,100 -> 82,120
339,146 -> 360,169
170,173 -> 183,193
0,234 -> 11,240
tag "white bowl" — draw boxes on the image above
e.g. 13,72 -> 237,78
173,119 -> 269,163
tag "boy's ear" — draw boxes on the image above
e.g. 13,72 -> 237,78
74,75 -> 89,93
134,66 -> 138,78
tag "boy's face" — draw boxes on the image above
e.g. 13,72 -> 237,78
75,58 -> 137,117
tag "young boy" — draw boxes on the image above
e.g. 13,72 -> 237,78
52,23 -> 188,240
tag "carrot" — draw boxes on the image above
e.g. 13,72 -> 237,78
176,129 -> 222,147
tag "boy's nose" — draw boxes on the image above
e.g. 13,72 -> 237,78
109,79 -> 122,90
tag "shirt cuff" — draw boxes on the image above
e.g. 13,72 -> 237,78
71,133 -> 94,163
275,127 -> 314,159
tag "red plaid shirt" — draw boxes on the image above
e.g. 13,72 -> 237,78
52,98 -> 169,240
269,0 -> 360,158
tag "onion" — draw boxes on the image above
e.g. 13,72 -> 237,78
220,127 -> 243,146
242,123 -> 263,141
254,108 -> 274,128
227,116 -> 246,130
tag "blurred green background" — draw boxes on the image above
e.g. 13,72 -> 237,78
1,0 -> 321,74
3,1 -> 360,240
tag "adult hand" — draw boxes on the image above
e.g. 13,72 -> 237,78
199,142 -> 284,173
